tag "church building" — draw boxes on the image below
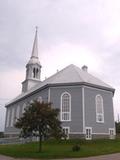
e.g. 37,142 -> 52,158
5,29 -> 116,140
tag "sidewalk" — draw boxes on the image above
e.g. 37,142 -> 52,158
56,153 -> 120,160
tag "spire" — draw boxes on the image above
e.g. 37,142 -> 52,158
28,26 -> 41,65
31,26 -> 38,58
22,27 -> 42,92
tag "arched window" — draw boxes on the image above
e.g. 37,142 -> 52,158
15,105 -> 20,122
36,68 -> 39,78
96,95 -> 104,123
6,108 -> 10,127
33,68 -> 36,78
33,68 -> 39,79
10,107 -> 15,127
22,103 -> 26,114
61,92 -> 71,121
30,100 -> 34,104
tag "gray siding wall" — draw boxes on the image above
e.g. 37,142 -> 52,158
50,86 -> 83,133
84,86 -> 115,134
5,88 -> 48,134
5,84 -> 115,138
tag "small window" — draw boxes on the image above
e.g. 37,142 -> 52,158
85,127 -> 92,140
61,92 -> 71,121
109,128 -> 115,139
62,127 -> 70,139
96,95 -> 104,123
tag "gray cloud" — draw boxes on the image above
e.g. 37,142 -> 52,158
0,0 -> 120,130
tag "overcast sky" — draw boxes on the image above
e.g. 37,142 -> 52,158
1,0 -> 120,131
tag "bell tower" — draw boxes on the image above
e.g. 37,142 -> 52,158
22,27 -> 42,93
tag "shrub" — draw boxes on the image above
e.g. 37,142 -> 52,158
72,144 -> 80,152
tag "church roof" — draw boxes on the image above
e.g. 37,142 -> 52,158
6,64 -> 114,106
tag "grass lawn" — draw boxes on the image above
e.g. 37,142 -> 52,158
0,139 -> 120,159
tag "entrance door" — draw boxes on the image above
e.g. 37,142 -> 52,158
85,127 -> 92,140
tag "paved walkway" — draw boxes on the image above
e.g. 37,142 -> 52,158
57,153 -> 120,160
1,153 -> 120,160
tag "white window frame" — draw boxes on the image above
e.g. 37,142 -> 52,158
30,100 -> 34,104
62,127 -> 70,139
37,96 -> 42,103
85,127 -> 92,140
15,105 -> 20,122
10,107 -> 15,127
6,108 -> 10,127
60,92 -> 71,121
22,103 -> 26,114
109,128 -> 115,139
96,95 -> 104,123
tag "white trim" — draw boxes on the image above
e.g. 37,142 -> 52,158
111,99 -> 116,135
82,87 -> 85,133
4,131 -> 20,134
85,127 -> 92,140
65,131 -> 110,135
48,88 -> 51,102
51,86 -> 82,89
64,131 -> 113,135
62,126 -> 70,139
50,85 -> 113,94
70,132 -> 83,134
96,94 -> 104,123
92,132 -> 109,135
60,92 -> 71,121
84,85 -> 113,94
51,84 -> 112,93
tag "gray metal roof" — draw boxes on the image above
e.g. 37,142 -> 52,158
6,64 -> 114,106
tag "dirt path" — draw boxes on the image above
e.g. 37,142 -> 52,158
0,153 -> 120,160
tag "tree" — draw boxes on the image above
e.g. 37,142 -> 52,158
115,121 -> 120,134
15,101 -> 64,152
0,132 -> 4,138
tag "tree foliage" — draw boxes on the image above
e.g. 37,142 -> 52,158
0,132 -> 4,138
115,121 -> 120,134
15,101 -> 65,152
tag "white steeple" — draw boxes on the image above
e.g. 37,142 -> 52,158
22,27 -> 42,93
28,27 -> 41,65
31,26 -> 38,58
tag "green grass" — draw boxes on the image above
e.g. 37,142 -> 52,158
0,139 -> 120,159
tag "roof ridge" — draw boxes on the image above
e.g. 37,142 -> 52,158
72,65 -> 86,81
42,64 -> 74,83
